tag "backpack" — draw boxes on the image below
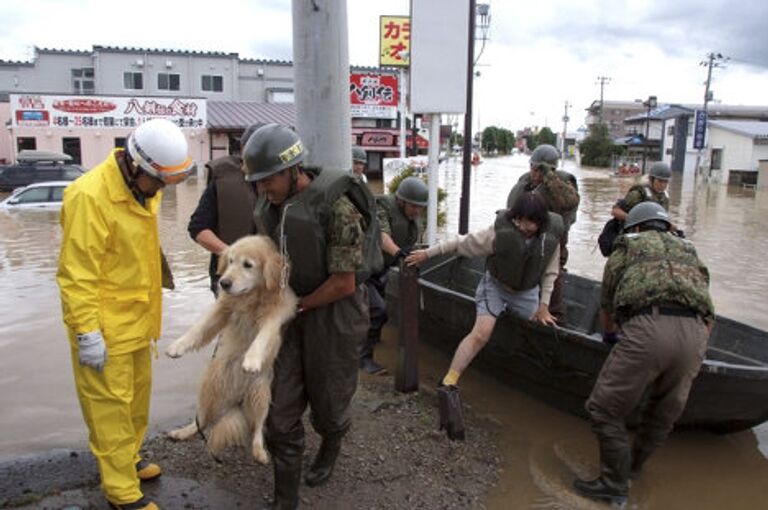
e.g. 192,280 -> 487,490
598,217 -> 624,257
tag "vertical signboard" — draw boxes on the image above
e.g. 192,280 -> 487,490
410,0 -> 469,114
693,110 -> 708,149
379,16 -> 411,67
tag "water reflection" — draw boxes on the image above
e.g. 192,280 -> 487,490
1,158 -> 768,507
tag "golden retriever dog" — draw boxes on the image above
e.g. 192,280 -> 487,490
165,235 -> 297,464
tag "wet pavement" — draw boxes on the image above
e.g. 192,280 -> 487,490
2,155 -> 768,508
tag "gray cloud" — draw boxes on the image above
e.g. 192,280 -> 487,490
491,0 -> 768,68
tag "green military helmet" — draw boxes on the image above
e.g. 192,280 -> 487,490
530,144 -> 560,171
242,123 -> 306,182
624,201 -> 671,231
649,161 -> 672,181
352,146 -> 367,164
395,176 -> 428,207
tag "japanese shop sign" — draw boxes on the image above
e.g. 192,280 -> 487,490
379,16 -> 410,67
350,73 -> 398,119
693,110 -> 708,149
10,94 -> 207,129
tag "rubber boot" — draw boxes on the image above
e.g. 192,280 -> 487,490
436,384 -> 465,441
305,435 -> 342,487
262,442 -> 302,510
573,439 -> 630,506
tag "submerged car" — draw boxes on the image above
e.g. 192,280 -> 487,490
0,150 -> 85,191
0,181 -> 71,210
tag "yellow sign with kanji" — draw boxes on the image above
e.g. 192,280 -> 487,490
379,15 -> 410,67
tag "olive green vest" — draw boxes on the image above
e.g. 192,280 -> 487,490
613,231 -> 713,320
253,168 -> 383,296
376,194 -> 420,267
487,211 -> 563,291
209,155 -> 257,244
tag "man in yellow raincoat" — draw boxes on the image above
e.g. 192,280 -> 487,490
57,118 -> 195,510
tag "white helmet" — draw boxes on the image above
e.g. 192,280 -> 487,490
127,118 -> 195,184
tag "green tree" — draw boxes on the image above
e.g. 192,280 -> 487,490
497,128 -> 516,154
481,126 -> 499,153
579,123 -> 624,167
533,126 -> 557,148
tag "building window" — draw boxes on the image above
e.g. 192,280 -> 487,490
267,89 -> 294,103
710,148 -> 722,170
114,137 -> 127,149
17,137 -> 37,152
158,73 -> 181,91
62,137 -> 82,165
72,68 -> 95,95
123,72 -> 144,90
201,75 -> 223,92
668,126 -> 675,136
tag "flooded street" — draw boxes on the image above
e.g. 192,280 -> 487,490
2,155 -> 768,508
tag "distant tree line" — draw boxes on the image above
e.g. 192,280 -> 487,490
480,126 -> 516,154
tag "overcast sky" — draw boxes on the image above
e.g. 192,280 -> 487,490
1,0 -> 767,133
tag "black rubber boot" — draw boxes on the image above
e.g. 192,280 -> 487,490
262,442 -> 302,510
436,384 -> 465,441
305,435 -> 342,487
573,439 -> 629,506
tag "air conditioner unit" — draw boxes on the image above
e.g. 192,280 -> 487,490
165,60 -> 173,68
257,68 -> 264,77
135,59 -> 144,67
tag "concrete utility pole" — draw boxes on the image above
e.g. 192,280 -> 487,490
694,52 -> 728,179
561,100 -> 570,159
292,0 -> 351,170
596,76 -> 611,124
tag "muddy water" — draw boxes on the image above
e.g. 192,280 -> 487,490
1,156 -> 768,508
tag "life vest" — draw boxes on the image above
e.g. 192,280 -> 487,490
253,168 -> 383,296
376,194 -> 420,267
613,231 -> 713,320
208,155 -> 257,244
486,211 -> 563,291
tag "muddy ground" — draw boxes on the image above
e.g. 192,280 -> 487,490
3,376 -> 501,509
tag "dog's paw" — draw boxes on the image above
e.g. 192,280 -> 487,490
165,339 -> 190,358
167,423 -> 198,441
241,354 -> 263,374
252,443 -> 270,465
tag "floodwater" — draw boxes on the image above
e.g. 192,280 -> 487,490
1,155 -> 768,508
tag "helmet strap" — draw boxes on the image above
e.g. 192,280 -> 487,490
288,166 -> 301,198
117,150 -> 150,205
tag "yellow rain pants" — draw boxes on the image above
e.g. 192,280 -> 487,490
70,342 -> 151,505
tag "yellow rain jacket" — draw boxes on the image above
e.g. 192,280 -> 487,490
57,149 -> 162,355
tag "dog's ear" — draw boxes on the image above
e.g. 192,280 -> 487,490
216,247 -> 229,276
263,251 -> 284,291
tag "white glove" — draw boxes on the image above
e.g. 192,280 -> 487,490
77,331 -> 107,372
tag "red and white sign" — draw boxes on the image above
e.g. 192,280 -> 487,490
350,73 -> 398,119
10,94 -> 207,129
361,132 -> 395,146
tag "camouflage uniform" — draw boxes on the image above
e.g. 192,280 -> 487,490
506,170 -> 579,321
619,184 -> 669,213
586,230 -> 713,493
265,194 -> 367,486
